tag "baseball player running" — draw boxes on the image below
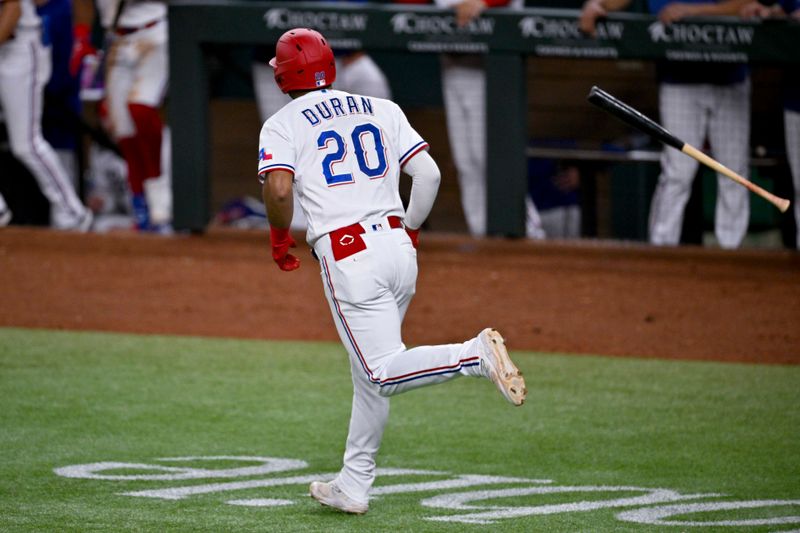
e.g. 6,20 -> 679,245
0,0 -> 92,230
259,28 -> 526,515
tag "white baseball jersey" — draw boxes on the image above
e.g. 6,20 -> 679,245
96,0 -> 166,28
258,88 -> 428,245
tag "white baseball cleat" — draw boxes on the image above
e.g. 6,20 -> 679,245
75,209 -> 94,233
54,208 -> 93,233
309,481 -> 368,515
478,328 -> 527,406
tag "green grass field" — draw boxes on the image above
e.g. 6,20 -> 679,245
1,327 -> 798,532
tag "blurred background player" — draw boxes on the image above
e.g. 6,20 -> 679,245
251,0 -> 392,232
580,0 -> 752,249
82,122 -> 171,232
415,0 -> 544,239
0,0 -> 92,229
741,0 -> 800,248
71,0 -> 171,232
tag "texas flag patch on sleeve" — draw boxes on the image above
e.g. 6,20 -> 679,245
259,148 -> 273,162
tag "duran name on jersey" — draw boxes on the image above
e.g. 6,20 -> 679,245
300,95 -> 376,126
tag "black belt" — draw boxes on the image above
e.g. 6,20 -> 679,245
115,19 -> 160,36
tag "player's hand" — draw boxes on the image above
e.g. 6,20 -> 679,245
270,226 -> 300,271
579,0 -> 607,37
405,226 -> 420,249
658,3 -> 698,24
739,2 -> 773,18
455,0 -> 485,27
69,23 -> 97,78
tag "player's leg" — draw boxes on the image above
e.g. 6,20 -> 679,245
105,23 -> 168,231
104,39 -> 146,227
313,240 -> 394,509
785,108 -> 800,249
0,39 -> 89,229
374,231 -> 526,403
707,80 -> 751,249
649,83 -> 706,245
129,23 -> 170,230
318,357 -> 388,513
141,125 -> 172,232
312,230 -> 471,507
441,55 -> 487,236
337,53 -> 392,100
312,229 -> 525,509
525,196 -> 546,239
321,232 -> 488,394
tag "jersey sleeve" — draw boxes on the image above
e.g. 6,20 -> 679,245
258,119 -> 296,183
395,104 -> 429,169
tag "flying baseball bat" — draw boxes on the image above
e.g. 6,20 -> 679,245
587,86 -> 791,213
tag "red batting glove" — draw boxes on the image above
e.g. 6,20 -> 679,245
270,226 -> 300,271
69,24 -> 97,78
405,227 -> 420,249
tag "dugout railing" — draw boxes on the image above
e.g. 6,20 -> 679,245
168,1 -> 800,235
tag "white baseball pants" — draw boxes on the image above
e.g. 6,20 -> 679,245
785,109 -> 800,249
105,20 -> 168,140
313,219 -> 484,505
649,81 -> 751,249
441,55 -> 487,236
0,33 -> 86,227
441,55 -> 545,239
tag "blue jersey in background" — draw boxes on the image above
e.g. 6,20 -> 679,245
38,0 -> 81,151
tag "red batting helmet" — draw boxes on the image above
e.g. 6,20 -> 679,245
269,28 -> 336,93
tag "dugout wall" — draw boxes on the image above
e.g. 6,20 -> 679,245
168,1 -> 800,235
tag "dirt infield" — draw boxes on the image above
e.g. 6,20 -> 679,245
1,227 -> 798,364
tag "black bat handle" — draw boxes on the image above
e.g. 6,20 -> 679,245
587,86 -> 684,150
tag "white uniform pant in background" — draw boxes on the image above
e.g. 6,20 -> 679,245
649,81 -> 751,249
105,20 -> 168,140
313,221 -> 484,505
441,55 -> 545,239
784,109 -> 800,249
253,54 -> 391,232
0,33 -> 86,227
441,55 -> 487,237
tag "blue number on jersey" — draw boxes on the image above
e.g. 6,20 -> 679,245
351,123 -> 388,179
317,123 -> 388,186
317,130 -> 354,186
